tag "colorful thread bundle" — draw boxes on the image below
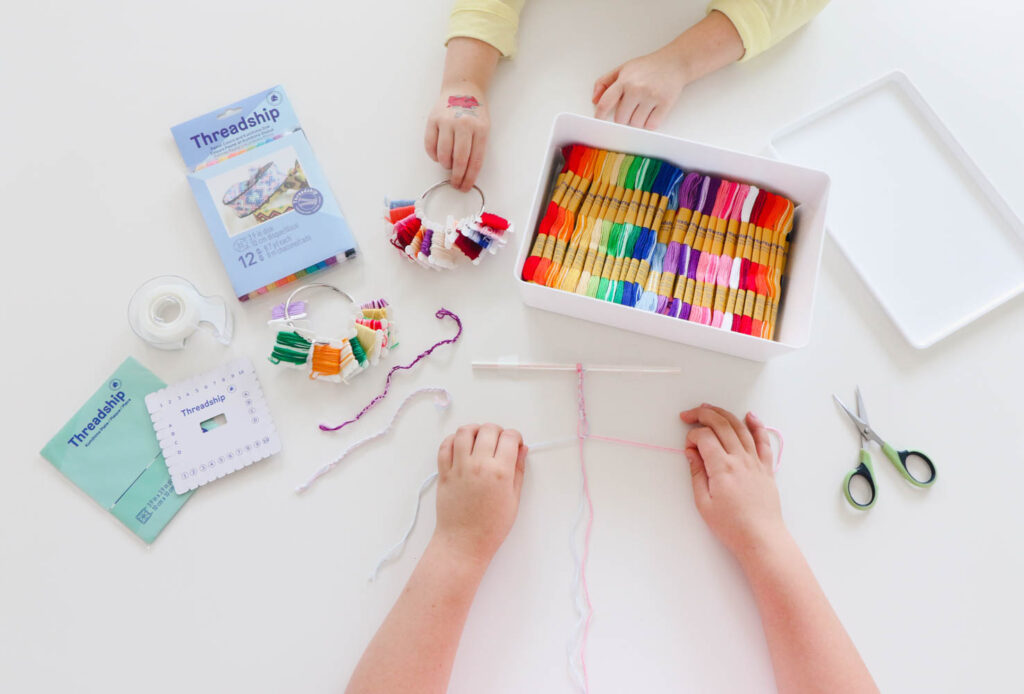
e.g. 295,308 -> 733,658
385,182 -> 513,270
267,292 -> 397,384
523,145 -> 796,340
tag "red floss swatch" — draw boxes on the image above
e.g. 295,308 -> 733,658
479,212 -> 509,231
453,232 -> 484,261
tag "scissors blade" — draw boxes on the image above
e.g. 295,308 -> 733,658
856,386 -> 867,421
833,394 -> 871,442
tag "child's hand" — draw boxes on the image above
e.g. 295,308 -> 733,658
433,424 -> 527,567
680,405 -> 787,565
592,46 -> 691,130
424,86 -> 490,191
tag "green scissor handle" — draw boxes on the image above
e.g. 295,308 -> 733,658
843,448 -> 877,509
881,443 -> 937,488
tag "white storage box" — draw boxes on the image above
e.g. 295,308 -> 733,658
514,113 -> 831,362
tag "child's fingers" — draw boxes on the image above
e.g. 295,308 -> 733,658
645,105 -> 666,130
451,127 -> 473,190
495,428 -> 523,470
513,444 -> 527,497
685,425 -> 728,475
680,406 -> 743,456
436,124 -> 455,170
703,404 -> 756,457
593,66 -> 620,104
615,92 -> 638,125
629,101 -> 655,129
424,120 -> 440,161
437,434 -> 455,475
746,412 -> 775,472
685,446 -> 711,510
594,81 -> 624,120
463,130 -> 486,190
453,424 -> 481,464
473,423 -> 502,459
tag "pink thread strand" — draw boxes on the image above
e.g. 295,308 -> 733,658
585,434 -> 687,455
319,309 -> 463,432
574,363 -> 594,694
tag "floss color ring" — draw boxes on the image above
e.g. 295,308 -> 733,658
267,282 -> 396,384
127,275 -> 233,350
386,179 -> 513,270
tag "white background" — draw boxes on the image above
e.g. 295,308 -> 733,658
3,1 -> 1023,692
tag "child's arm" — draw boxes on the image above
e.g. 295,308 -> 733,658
345,424 -> 527,694
425,38 -> 500,192
594,0 -> 830,129
680,405 -> 878,694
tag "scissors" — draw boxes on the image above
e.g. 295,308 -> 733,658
833,387 -> 937,509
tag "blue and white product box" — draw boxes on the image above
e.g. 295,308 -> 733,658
172,86 -> 358,301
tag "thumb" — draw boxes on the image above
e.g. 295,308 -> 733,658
745,412 -> 775,472
513,444 -> 527,498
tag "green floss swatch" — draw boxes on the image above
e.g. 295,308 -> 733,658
40,357 -> 192,543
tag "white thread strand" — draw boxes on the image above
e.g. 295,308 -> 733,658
370,472 -> 439,581
295,387 -> 451,493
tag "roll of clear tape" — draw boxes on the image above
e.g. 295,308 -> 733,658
128,276 -> 233,350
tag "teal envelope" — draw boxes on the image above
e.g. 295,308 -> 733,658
40,357 -> 191,543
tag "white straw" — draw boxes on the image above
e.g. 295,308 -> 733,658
472,361 -> 680,374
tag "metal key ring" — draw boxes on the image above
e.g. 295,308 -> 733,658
417,179 -> 486,227
283,283 -> 356,342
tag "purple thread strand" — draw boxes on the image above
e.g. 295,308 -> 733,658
318,308 -> 463,432
271,301 -> 306,320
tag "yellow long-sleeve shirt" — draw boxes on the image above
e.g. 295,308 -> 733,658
445,0 -> 829,61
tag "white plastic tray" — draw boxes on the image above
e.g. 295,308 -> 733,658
769,71 -> 1024,348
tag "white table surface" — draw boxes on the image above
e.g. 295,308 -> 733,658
3,1 -> 1023,692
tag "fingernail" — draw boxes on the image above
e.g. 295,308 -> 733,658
748,412 -> 763,424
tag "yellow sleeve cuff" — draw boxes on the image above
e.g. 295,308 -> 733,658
708,0 -> 830,63
445,0 -> 523,58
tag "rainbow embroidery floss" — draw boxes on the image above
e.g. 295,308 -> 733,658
627,163 -> 684,308
693,180 -> 738,324
667,175 -> 709,318
731,189 -> 768,333
386,181 -> 512,270
551,150 -> 611,290
617,159 -> 662,306
766,200 -> 795,340
524,145 -> 591,282
710,184 -> 750,327
523,146 -> 798,341
585,154 -> 632,298
658,172 -> 703,315
555,151 -> 614,292
721,186 -> 758,330
266,283 -> 397,384
677,176 -> 721,321
541,148 -> 600,287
